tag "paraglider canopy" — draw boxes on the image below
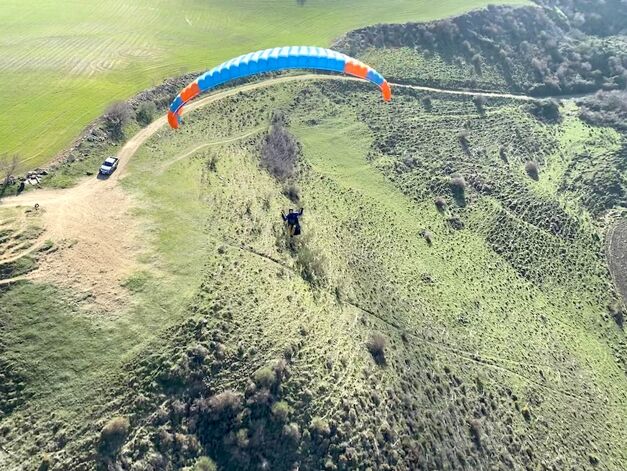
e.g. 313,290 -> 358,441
168,46 -> 392,129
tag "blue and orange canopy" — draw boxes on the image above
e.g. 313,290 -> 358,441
168,46 -> 391,128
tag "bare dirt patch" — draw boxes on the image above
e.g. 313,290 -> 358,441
0,182 -> 141,309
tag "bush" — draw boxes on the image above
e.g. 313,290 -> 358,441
209,390 -> 242,416
283,184 -> 300,204
449,176 -> 467,205
310,417 -> 330,436
528,99 -> 561,123
253,366 -> 276,388
261,125 -> 299,180
366,333 -> 387,365
579,90 -> 627,130
458,131 -> 470,153
98,416 -> 130,456
525,161 -> 540,180
293,238 -> 327,288
272,401 -> 291,422
136,101 -> 157,126
472,95 -> 487,114
283,423 -> 301,442
467,418 -> 482,449
1,154 -> 19,187
194,456 -> 217,471
609,303 -> 625,329
103,101 -> 132,141
434,196 -> 447,212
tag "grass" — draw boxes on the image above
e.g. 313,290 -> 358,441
0,0 -> 529,172
1,79 -> 626,468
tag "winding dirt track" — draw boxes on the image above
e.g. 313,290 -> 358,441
0,74 -> 538,296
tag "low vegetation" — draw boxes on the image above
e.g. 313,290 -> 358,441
261,124 -> 300,181
2,2 -> 627,470
579,90 -> 627,130
98,416 -> 130,458
337,2 -> 627,96
103,102 -> 132,141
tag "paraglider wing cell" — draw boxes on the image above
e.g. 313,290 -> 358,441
167,46 -> 391,128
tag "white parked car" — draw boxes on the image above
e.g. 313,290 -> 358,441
99,157 -> 119,175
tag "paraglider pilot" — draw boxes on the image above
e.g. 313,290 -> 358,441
282,208 -> 304,237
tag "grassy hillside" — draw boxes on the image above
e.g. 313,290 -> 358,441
1,76 -> 625,469
0,0 -> 529,172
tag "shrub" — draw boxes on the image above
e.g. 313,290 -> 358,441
421,95 -> 433,110
194,456 -> 217,471
98,416 -> 130,456
253,366 -> 276,388
366,333 -> 387,365
458,131 -> 470,153
293,238 -> 327,288
103,102 -> 132,141
434,196 -> 447,212
261,125 -> 299,180
579,90 -> 627,130
283,423 -> 301,442
1,154 -> 19,187
525,161 -> 540,180
447,216 -> 465,230
529,99 -> 561,123
209,390 -> 242,416
272,401 -> 291,422
450,176 -> 466,191
283,184 -> 300,204
310,417 -> 330,436
467,418 -> 482,448
472,95 -> 487,114
450,176 -> 467,206
609,303 -> 625,329
136,101 -> 157,126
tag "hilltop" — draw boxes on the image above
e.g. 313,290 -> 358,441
1,1 -> 626,470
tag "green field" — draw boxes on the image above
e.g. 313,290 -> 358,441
0,0 -> 528,171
